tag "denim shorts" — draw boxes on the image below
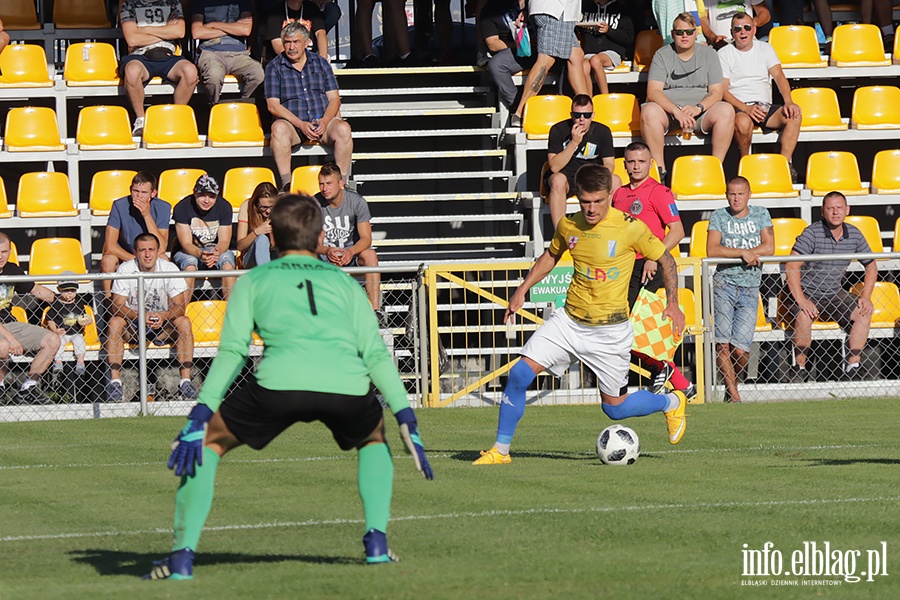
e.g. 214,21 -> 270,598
712,279 -> 758,352
173,250 -> 237,271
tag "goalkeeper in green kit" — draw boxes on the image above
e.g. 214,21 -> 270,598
144,195 -> 434,580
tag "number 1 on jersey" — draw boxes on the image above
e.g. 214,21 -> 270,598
297,280 -> 318,315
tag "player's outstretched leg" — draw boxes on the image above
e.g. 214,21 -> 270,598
473,360 -> 537,465
602,389 -> 687,444
358,442 -> 399,564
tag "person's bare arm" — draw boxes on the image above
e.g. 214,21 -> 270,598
316,29 -> 329,59
707,229 -> 763,266
504,249 -> 562,323
104,226 -> 134,262
753,2 -> 772,27
112,293 -> 139,320
30,284 -> 56,303
192,12 -> 253,39
769,65 -> 801,119
175,223 -> 203,259
484,34 -> 507,53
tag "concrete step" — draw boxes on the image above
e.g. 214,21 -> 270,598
352,149 -> 506,160
372,213 -> 522,224
365,192 -> 517,203
340,86 -> 491,97
354,170 -> 511,182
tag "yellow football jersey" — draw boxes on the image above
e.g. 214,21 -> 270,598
548,208 -> 666,326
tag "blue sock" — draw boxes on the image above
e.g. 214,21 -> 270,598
496,360 -> 537,445
602,389 -> 670,420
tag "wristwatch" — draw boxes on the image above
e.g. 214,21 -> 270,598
695,103 -> 705,114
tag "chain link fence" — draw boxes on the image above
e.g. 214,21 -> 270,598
0,268 -> 424,422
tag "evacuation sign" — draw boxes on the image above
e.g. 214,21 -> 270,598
529,265 -> 574,304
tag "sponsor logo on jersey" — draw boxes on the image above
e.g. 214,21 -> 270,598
577,265 -> 621,281
608,240 -> 617,257
568,236 -> 578,250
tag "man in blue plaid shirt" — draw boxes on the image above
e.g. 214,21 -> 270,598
265,21 -> 353,189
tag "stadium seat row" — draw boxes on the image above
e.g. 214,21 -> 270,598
0,0 -> 111,31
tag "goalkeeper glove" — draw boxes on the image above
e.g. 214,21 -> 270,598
168,404 -> 214,477
394,407 -> 434,480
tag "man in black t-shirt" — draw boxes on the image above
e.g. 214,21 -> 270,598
545,94 -> 618,228
265,0 -> 341,60
0,233 -> 60,405
481,0 -> 535,111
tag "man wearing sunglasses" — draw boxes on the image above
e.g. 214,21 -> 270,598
701,0 -> 769,47
641,12 -> 734,183
719,12 -> 801,180
545,94 -> 617,227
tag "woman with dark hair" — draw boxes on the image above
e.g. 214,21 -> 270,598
236,182 -> 279,268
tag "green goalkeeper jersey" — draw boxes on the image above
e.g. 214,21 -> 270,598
197,254 -> 410,415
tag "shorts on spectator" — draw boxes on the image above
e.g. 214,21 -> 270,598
119,54 -> 190,82
3,322 -> 51,353
542,168 -> 576,199
784,288 -> 859,331
173,250 -> 237,271
584,50 -> 622,69
712,279 -> 758,352
734,102 -> 782,133
665,110 -> 711,135
533,14 -> 580,59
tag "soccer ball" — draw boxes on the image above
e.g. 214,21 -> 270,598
596,425 -> 640,465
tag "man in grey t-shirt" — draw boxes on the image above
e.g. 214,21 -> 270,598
313,163 -> 382,316
706,176 -> 773,403
640,11 -> 734,181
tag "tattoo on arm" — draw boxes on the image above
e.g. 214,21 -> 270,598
529,66 -> 548,93
659,252 -> 678,299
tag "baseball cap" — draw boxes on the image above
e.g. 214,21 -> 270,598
58,270 -> 78,291
193,174 -> 220,196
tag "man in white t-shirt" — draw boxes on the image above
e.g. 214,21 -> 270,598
719,12 -> 801,179
106,233 -> 196,402
702,0 -> 769,47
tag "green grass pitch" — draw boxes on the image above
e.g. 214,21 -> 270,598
1,398 -> 898,599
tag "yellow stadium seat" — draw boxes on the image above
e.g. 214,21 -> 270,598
89,170 -> 137,216
892,216 -> 900,251
738,154 -> 798,198
895,29 -> 900,64
756,294 -> 772,332
29,238 -> 88,276
0,44 -> 52,87
17,172 -> 78,217
0,1 -> 41,30
42,305 -> 101,351
831,23 -> 890,66
143,104 -> 203,149
223,167 -> 277,210
656,287 -> 698,331
76,105 -> 137,150
850,85 -> 900,129
186,300 -> 227,347
523,95 -> 572,139
5,107 -> 65,152
64,42 -> 119,86
592,93 -> 640,137
53,0 -> 112,28
632,29 -> 663,72
689,220 -> 709,258
850,281 -> 900,328
208,102 -> 265,147
844,214 -> 884,252
872,149 -> 900,193
791,88 -> 847,131
11,306 -> 27,323
7,241 -> 18,265
670,155 -> 726,200
805,151 -> 867,196
771,217 -> 807,255
158,168 -> 206,205
768,25 -> 827,68
291,165 -> 322,195
613,157 -> 660,184
0,177 -> 13,218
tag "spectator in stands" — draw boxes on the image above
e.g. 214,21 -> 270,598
100,171 -> 172,299
785,192 -> 876,382
265,0 -> 342,61
236,182 -> 279,268
0,233 -> 59,406
701,0 -> 769,48
172,175 -> 237,300
808,0 -> 894,50
481,0 -> 536,113
546,94 -> 617,228
719,12 -> 801,180
706,176 -> 773,403
266,22 -> 353,189
120,0 -> 199,136
348,0 -> 413,66
0,19 -> 9,58
43,274 -> 92,376
652,0 -> 708,45
641,12 -> 734,183
612,141 -> 696,401
315,163 -> 383,318
510,0 -> 589,128
107,233 -> 196,402
579,0 -> 634,95
191,0 -> 265,105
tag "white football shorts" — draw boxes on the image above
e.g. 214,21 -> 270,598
521,307 -> 632,396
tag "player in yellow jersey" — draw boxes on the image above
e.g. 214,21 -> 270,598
474,165 -> 688,465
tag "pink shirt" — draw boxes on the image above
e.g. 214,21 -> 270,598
611,178 -> 680,258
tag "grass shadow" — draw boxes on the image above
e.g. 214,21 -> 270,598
798,457 -> 900,467
446,449 -> 597,462
69,548 -> 360,577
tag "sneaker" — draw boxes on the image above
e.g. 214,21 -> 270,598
52,361 -> 64,373
476,51 -> 490,67
664,390 -> 687,445
844,365 -> 864,381
788,162 -> 799,184
509,114 -> 522,128
649,363 -> 674,394
792,367 -> 809,383
142,548 -> 195,580
682,383 -> 698,402
106,380 -> 124,402
0,384 -> 9,406
472,447 -> 512,465
75,363 -> 86,376
15,386 -> 52,406
374,308 -> 386,326
179,380 -> 198,399
363,528 -> 399,565
132,116 -> 145,137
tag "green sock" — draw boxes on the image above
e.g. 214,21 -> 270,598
357,443 -> 393,533
173,447 -> 220,552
